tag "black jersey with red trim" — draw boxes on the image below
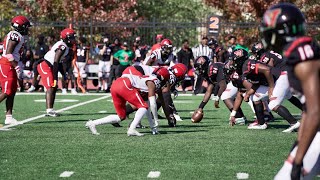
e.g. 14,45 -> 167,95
283,36 -> 320,95
204,62 -> 225,85
241,59 -> 279,86
76,45 -> 88,62
259,50 -> 286,71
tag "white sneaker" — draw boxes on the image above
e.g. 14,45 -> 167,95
5,118 -> 20,125
282,121 -> 300,133
27,85 -> 36,92
248,123 -> 267,130
71,88 -> 77,94
173,113 -> 183,121
151,127 -> 160,135
127,128 -> 144,136
61,88 -> 67,94
235,117 -> 246,125
85,120 -> 100,135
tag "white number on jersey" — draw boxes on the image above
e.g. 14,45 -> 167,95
297,44 -> 314,61
270,50 -> 282,59
77,49 -> 85,56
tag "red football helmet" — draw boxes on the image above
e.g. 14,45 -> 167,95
60,28 -> 76,46
160,39 -> 173,55
153,67 -> 170,86
11,15 -> 32,35
170,63 -> 187,80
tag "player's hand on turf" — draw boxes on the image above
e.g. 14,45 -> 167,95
291,161 -> 302,180
229,116 -> 236,126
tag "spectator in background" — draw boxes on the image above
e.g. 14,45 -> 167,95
74,37 -> 89,92
114,42 -> 135,78
133,36 -> 149,65
98,37 -> 112,92
107,38 -> 122,92
193,36 -> 211,94
151,34 -> 164,52
226,35 -> 237,57
60,48 -> 77,94
28,35 -> 49,92
21,48 -> 34,88
47,34 -> 55,50
237,37 -> 249,52
177,39 -> 194,93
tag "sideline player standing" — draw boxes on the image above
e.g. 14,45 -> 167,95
0,16 -> 32,125
37,28 -> 76,117
259,3 -> 320,179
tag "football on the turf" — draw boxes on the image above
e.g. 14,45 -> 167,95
191,109 -> 204,123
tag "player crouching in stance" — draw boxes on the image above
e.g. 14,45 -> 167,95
0,16 -> 31,125
191,56 -> 227,122
37,28 -> 76,117
259,3 -> 320,179
85,67 -> 170,136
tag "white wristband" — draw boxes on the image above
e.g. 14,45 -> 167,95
230,110 -> 237,117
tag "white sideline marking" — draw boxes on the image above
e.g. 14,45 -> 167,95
147,171 -> 161,178
34,99 -> 79,103
0,95 -> 110,131
173,100 -> 193,104
59,171 -> 74,177
236,172 -> 249,179
98,110 -> 107,113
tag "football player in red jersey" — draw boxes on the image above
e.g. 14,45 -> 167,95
37,28 -> 76,117
260,3 -> 320,179
85,67 -> 170,136
145,39 -> 175,66
0,15 -> 31,125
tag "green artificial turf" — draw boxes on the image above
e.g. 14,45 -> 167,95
0,93 -> 317,180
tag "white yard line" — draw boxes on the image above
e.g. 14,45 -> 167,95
0,95 -> 110,130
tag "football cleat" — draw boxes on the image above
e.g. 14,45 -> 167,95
27,85 -> 36,92
235,117 -> 246,125
127,128 -> 144,137
151,127 -> 160,135
173,113 -> 183,121
4,118 -> 20,125
85,120 -> 100,135
247,123 -> 267,130
45,110 -> 60,117
282,121 -> 300,133
71,88 -> 77,94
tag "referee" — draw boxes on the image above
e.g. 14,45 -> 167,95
192,36 -> 212,94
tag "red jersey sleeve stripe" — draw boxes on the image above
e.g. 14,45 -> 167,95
284,37 -> 312,57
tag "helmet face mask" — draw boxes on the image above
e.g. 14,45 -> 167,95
160,39 -> 173,55
260,3 -> 306,52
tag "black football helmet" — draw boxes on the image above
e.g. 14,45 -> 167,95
260,3 -> 306,52
231,48 -> 249,70
251,42 -> 265,59
194,56 -> 210,76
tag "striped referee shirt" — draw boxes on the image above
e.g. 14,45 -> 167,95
193,44 -> 212,60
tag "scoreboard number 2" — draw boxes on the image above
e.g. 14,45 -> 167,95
208,16 -> 220,35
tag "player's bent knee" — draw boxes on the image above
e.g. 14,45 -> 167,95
268,100 -> 280,111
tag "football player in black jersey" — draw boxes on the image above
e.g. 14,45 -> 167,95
252,42 -> 304,116
229,46 -> 300,130
192,56 -> 227,117
260,3 -> 320,179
